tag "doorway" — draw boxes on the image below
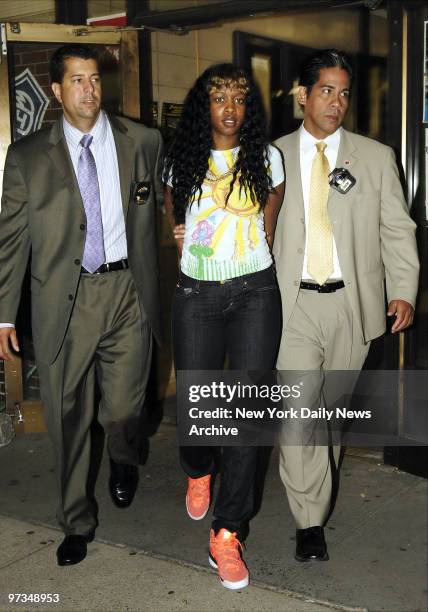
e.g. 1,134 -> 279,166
0,22 -> 174,433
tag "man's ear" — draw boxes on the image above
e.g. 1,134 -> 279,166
297,85 -> 307,107
51,82 -> 62,105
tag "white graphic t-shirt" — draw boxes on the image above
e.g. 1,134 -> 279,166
170,145 -> 284,281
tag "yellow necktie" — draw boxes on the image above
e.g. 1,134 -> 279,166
307,142 -> 333,285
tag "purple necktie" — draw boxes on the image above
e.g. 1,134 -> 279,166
78,134 -> 105,273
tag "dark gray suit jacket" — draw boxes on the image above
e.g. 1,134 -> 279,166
0,114 -> 163,364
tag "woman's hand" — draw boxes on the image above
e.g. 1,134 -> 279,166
173,224 -> 186,241
173,224 -> 185,258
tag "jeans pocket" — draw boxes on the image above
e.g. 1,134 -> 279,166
244,266 -> 277,292
254,284 -> 278,292
249,273 -> 278,293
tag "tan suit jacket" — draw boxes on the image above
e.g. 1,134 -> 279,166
0,114 -> 163,364
273,128 -> 419,343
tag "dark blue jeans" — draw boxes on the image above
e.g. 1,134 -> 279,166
172,266 -> 281,539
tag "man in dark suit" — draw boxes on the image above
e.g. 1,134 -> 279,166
274,49 -> 419,562
0,44 -> 163,566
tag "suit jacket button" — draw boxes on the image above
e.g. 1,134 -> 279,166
297,248 -> 303,254
294,280 -> 299,286
68,294 -> 73,301
80,224 -> 85,230
74,259 -> 81,265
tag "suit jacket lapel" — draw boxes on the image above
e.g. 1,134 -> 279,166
327,129 -> 359,254
286,130 -> 305,215
46,114 -> 135,221
108,115 -> 134,219
46,119 -> 85,213
328,129 -> 359,213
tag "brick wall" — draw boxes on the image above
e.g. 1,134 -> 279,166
13,43 -> 63,130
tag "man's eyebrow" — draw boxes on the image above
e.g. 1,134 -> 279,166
69,72 -> 100,77
319,83 -> 350,91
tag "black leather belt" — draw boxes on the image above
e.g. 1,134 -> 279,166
300,280 -> 345,293
81,259 -> 129,274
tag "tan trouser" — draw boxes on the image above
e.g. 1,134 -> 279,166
276,286 -> 370,528
37,269 -> 152,537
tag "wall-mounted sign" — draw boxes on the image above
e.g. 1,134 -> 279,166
14,68 -> 49,140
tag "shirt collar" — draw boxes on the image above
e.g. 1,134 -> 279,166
62,110 -> 107,149
299,123 -> 341,156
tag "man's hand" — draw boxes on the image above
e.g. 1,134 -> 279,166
387,300 -> 414,333
0,328 -> 20,360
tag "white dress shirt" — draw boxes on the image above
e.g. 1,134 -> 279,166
63,110 -> 127,263
299,123 -> 343,281
0,111 -> 126,327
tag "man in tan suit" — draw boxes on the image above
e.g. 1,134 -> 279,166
273,49 -> 419,561
0,45 -> 163,565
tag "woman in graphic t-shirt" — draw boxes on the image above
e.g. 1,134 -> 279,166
163,63 -> 285,591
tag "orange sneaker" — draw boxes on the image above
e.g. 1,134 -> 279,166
209,528 -> 249,590
186,475 -> 211,520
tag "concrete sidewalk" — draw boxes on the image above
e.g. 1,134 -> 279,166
0,423 -> 427,612
0,515 -> 346,612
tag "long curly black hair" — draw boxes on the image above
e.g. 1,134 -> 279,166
164,63 -> 273,224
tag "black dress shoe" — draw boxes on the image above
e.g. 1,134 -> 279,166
109,459 -> 138,508
295,526 -> 329,562
56,533 -> 94,566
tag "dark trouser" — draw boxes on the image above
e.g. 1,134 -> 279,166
37,269 -> 152,537
172,266 -> 281,540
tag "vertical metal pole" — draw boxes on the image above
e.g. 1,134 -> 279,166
397,9 -> 408,438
